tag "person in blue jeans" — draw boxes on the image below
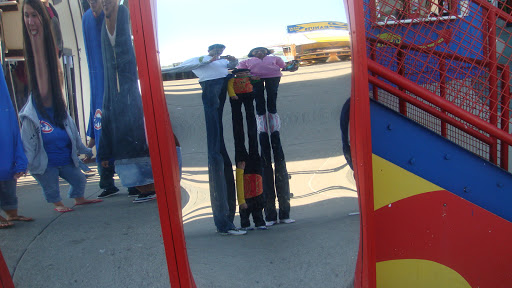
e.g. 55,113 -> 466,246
82,0 -> 138,198
19,0 -> 103,213
168,44 -> 246,235
0,61 -> 33,228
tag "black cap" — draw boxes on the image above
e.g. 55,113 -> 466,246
232,68 -> 250,75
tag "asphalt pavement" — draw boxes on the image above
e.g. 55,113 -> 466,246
0,62 -> 359,288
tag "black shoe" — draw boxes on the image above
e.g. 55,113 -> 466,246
132,192 -> 156,203
127,188 -> 140,197
97,189 -> 120,199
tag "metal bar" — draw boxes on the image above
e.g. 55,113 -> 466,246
397,49 -> 407,116
369,75 -> 493,144
370,46 -> 379,101
368,59 -> 512,147
501,68 -> 510,170
488,11 -> 498,165
344,0 -> 377,287
367,37 -> 487,68
440,59 -> 447,138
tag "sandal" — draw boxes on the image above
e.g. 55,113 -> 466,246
0,221 -> 14,229
7,215 -> 34,222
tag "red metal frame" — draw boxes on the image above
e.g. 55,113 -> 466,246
344,1 -> 376,288
129,0 -> 196,287
0,250 -> 14,288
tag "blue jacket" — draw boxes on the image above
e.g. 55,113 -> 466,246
82,9 -> 105,163
0,67 -> 28,181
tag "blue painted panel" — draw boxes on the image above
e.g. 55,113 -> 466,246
370,100 -> 512,222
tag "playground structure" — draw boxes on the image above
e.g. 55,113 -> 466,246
345,0 -> 512,287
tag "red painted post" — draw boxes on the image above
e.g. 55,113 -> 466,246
0,250 -> 14,288
128,0 -> 196,287
344,0 -> 377,287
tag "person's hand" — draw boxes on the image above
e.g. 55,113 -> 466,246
250,76 -> 260,80
13,172 -> 26,180
239,203 -> 248,210
101,161 -> 109,168
224,55 -> 236,61
209,55 -> 220,63
83,155 -> 92,163
230,95 -> 239,100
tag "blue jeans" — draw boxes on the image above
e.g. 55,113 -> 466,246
176,146 -> 182,180
200,77 -> 236,232
253,77 -> 291,221
32,164 -> 86,203
0,180 -> 17,211
97,160 -> 119,192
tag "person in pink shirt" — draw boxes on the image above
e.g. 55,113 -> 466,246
237,47 -> 297,226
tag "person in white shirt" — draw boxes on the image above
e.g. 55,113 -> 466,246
168,44 -> 246,236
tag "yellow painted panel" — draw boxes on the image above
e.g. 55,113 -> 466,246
373,154 -> 443,210
377,259 -> 471,288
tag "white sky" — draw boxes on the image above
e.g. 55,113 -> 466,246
156,0 -> 347,66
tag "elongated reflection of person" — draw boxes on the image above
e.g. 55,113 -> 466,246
19,0 -> 101,213
98,0 -> 155,203
237,47 -> 296,226
167,44 -> 246,236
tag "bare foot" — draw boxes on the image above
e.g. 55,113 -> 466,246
75,199 -> 103,206
54,206 -> 73,213
7,215 -> 34,222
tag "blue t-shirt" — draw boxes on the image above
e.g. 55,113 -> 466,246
38,107 -> 73,167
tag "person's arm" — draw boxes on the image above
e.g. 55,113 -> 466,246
276,56 -> 286,69
226,56 -> 238,69
227,78 -> 237,98
236,59 -> 249,69
69,116 -> 93,157
13,117 -> 28,176
236,168 -> 246,207
166,56 -> 210,73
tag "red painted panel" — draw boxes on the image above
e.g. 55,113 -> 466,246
0,249 -> 14,288
375,190 -> 512,288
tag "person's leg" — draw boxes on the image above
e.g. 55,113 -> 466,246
219,78 -> 237,224
176,146 -> 182,181
252,80 -> 266,116
59,164 -> 101,206
242,93 -> 259,158
255,80 -> 277,223
97,160 -> 119,198
0,180 -> 32,221
251,194 -> 266,228
239,206 -> 250,229
200,79 -> 235,233
32,167 -> 71,211
263,77 -> 281,114
270,131 -> 291,221
264,77 -> 292,221
230,96 -> 248,163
